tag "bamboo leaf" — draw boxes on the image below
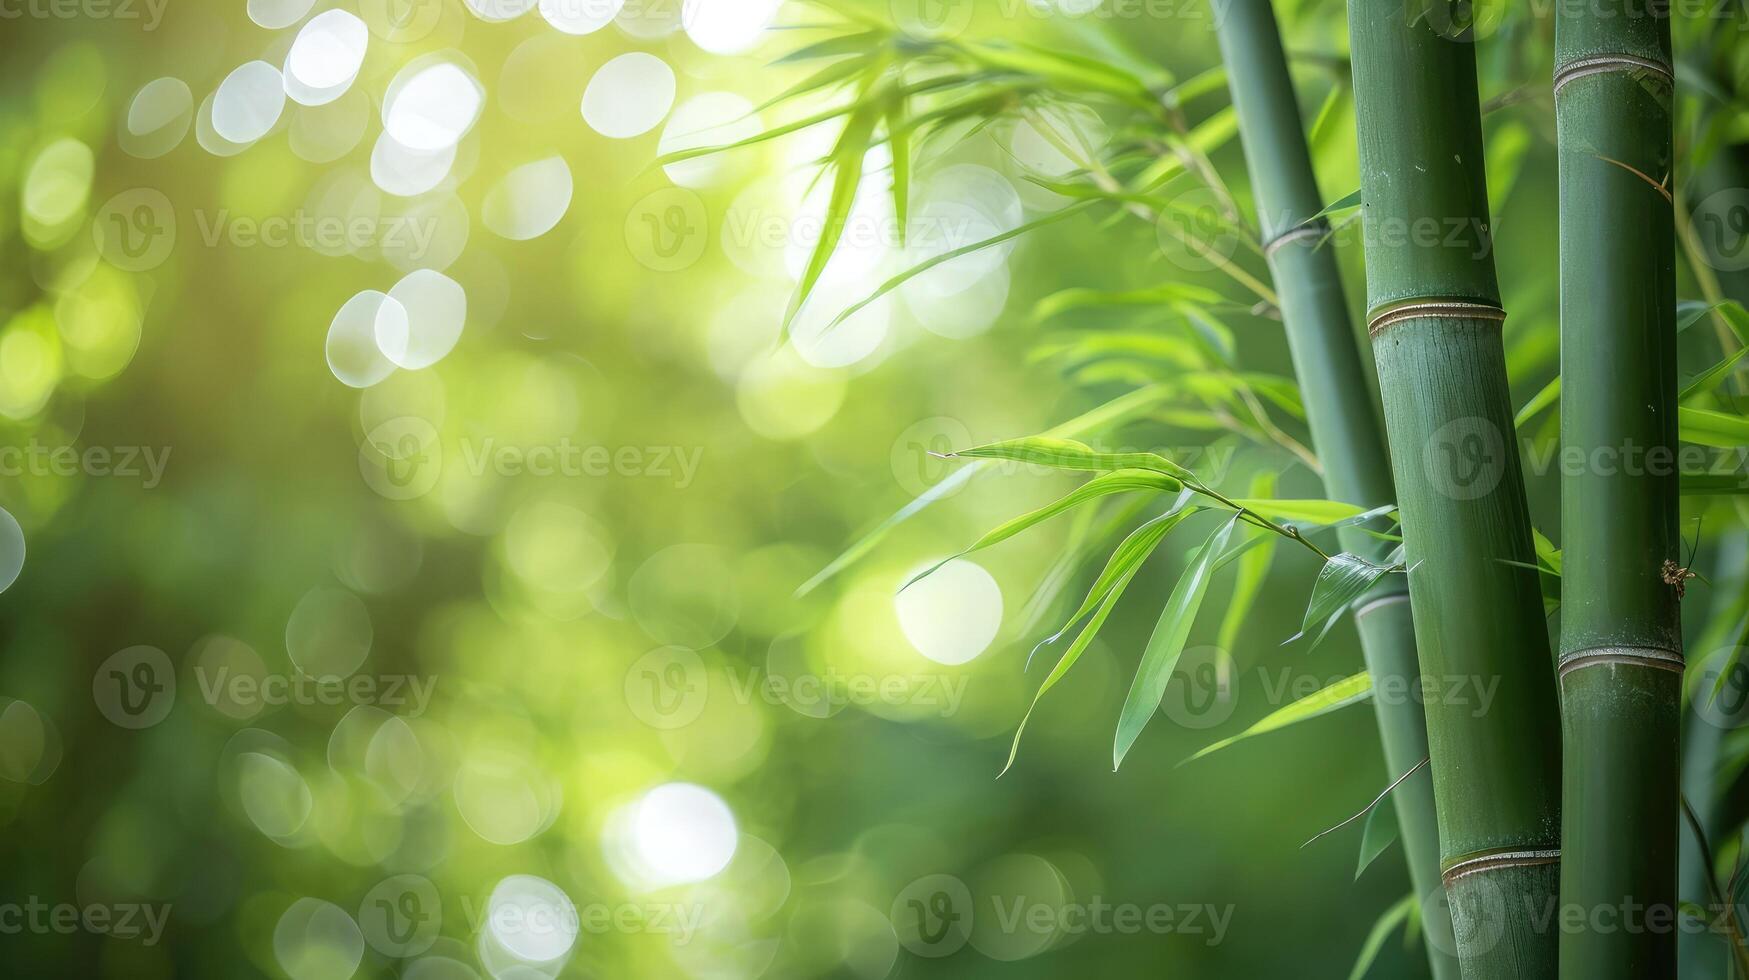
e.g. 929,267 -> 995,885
1680,407 -> 1749,448
1681,472 -> 1749,494
902,469 -> 1185,591
887,103 -> 909,249
1356,795 -> 1400,880
1228,498 -> 1371,524
1114,514 -> 1241,769
1182,670 -> 1373,764
1028,494 -> 1197,665
1216,472 -> 1278,653
1681,345 -> 1749,401
943,436 -> 1195,481
800,385 -> 1174,594
1514,376 -> 1561,429
785,100 -> 882,332
773,31 -> 886,64
1347,894 -> 1417,980
1294,554 -> 1395,648
1004,506 -> 1194,775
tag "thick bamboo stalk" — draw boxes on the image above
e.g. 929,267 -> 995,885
1211,2 -> 1455,975
1347,4 -> 1563,976
1553,5 -> 1682,977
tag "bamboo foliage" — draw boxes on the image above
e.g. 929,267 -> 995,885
1346,1 -> 1563,975
1211,1 -> 1454,974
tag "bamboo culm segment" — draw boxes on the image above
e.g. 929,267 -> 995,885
1211,3 -> 1456,974
1554,4 -> 1681,976
1348,2 -> 1564,975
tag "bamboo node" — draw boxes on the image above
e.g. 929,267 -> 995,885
1557,646 -> 1685,679
1441,848 -> 1561,886
1552,54 -> 1673,97
1366,300 -> 1506,337
1262,220 -> 1329,258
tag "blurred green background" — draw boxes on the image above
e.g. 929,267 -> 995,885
0,0 -> 1743,977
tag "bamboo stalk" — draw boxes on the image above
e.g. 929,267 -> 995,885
1210,2 -> 1455,975
1553,6 -> 1682,976
1346,4 -> 1563,975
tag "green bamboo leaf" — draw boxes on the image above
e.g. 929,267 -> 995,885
902,469 -> 1184,591
1356,795 -> 1400,880
1681,472 -> 1749,494
887,104 -> 909,249
799,385 -> 1174,595
1347,894 -> 1417,980
1033,282 -> 1227,321
1680,407 -> 1749,448
1183,670 -> 1373,763
773,31 -> 886,64
1114,514 -> 1241,769
1514,375 -> 1561,429
784,100 -> 882,333
651,100 -> 863,168
1681,345 -> 1749,401
1004,506 -> 1194,775
1216,472 -> 1278,653
751,55 -> 875,114
1162,65 -> 1229,108
943,436 -> 1195,481
1028,494 -> 1197,665
1532,528 -> 1563,576
1295,553 -> 1395,647
1228,498 -> 1371,524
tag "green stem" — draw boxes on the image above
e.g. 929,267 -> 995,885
1212,2 -> 1455,974
1553,5 -> 1682,977
1347,3 -> 1563,976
